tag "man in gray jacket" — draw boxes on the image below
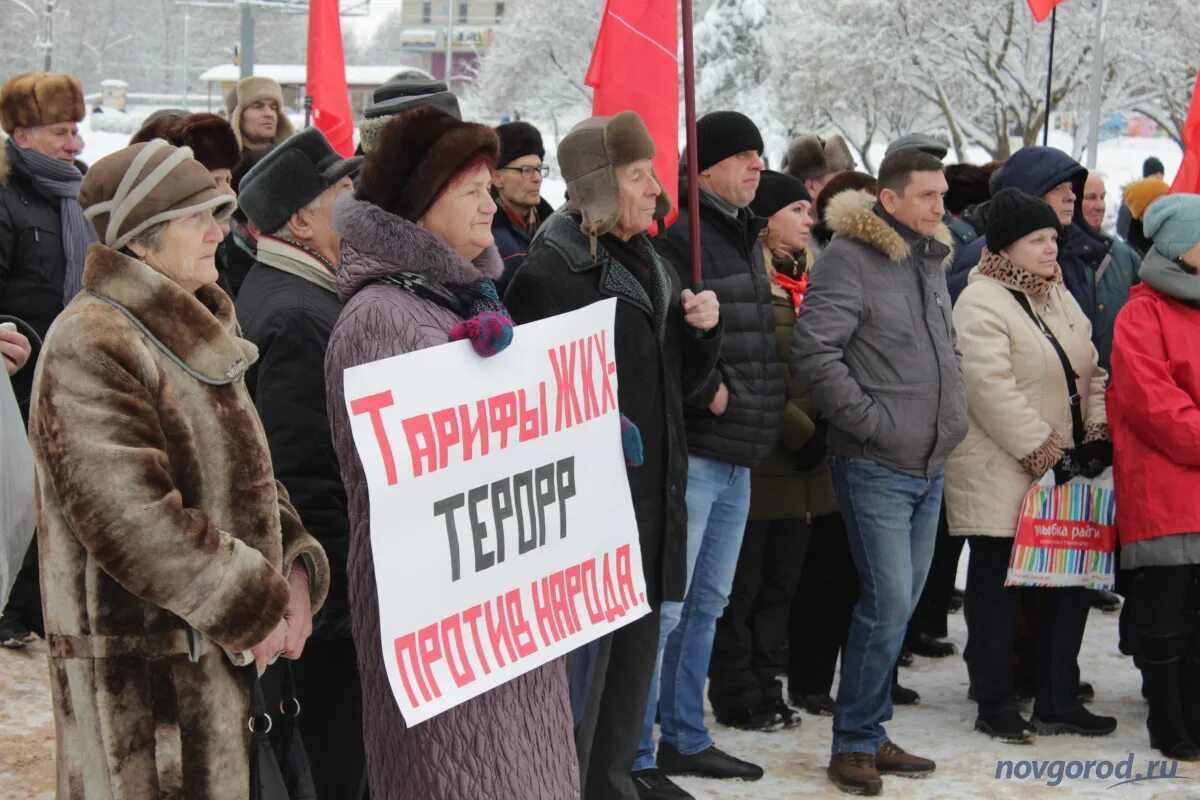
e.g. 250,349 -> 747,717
791,148 -> 967,796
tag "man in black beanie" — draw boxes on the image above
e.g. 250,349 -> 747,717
491,120 -> 554,293
234,128 -> 367,800
634,109 -> 783,787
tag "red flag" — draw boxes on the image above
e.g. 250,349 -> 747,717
1170,71 -> 1200,195
1026,0 -> 1067,22
306,0 -> 354,157
585,0 -> 679,223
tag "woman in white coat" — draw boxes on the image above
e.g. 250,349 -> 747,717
946,188 -> 1116,744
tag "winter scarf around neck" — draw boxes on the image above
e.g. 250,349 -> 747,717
7,139 -> 96,304
977,248 -> 1062,299
1139,246 -> 1200,306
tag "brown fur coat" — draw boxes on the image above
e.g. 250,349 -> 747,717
28,244 -> 330,800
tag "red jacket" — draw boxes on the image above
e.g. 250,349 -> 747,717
1108,283 -> 1200,545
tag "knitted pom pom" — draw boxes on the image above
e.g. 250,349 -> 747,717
449,311 -> 514,357
621,413 -> 644,467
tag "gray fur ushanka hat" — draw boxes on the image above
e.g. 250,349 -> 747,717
557,110 -> 672,256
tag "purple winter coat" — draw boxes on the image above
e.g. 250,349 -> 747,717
324,194 -> 579,800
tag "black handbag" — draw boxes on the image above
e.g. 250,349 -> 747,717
249,662 -> 317,800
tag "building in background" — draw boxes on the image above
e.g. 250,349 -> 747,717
395,0 -> 505,86
198,63 -> 433,119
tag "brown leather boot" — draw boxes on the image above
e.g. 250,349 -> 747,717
827,752 -> 882,795
875,741 -> 935,777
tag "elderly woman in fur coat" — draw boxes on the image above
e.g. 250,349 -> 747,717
27,140 -> 330,799
324,107 -> 579,799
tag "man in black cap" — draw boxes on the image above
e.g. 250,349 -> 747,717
357,76 -> 460,154
884,133 -> 949,160
234,127 -> 366,800
491,121 -> 554,294
633,110 -> 784,788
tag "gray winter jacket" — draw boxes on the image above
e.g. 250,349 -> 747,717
791,189 -> 968,478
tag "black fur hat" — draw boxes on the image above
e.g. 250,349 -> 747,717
238,127 -> 362,233
495,121 -> 544,168
358,106 -> 498,222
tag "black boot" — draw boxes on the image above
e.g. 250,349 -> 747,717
1141,632 -> 1200,760
975,709 -> 1036,744
1183,624 -> 1200,747
1030,707 -> 1117,737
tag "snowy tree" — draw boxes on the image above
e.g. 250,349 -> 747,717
464,0 -> 601,136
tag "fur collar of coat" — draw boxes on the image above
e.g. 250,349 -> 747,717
333,193 -> 503,304
825,188 -> 954,267
82,242 -> 258,383
82,244 -> 256,383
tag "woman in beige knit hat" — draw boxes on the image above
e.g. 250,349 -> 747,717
26,139 -> 330,799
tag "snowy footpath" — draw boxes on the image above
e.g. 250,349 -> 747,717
668,597 -> 1200,800
2,593 -> 1199,799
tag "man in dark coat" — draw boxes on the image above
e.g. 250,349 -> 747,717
504,110 -> 721,800
0,71 -> 90,647
636,111 -> 784,789
491,121 -> 554,295
235,128 -> 366,800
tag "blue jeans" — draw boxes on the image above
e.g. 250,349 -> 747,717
632,455 -> 751,771
829,456 -> 943,755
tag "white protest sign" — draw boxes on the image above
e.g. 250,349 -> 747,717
343,298 -> 648,725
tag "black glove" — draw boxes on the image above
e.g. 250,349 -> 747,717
1075,439 -> 1112,477
1052,450 -> 1081,484
1052,440 -> 1112,484
795,420 -> 828,471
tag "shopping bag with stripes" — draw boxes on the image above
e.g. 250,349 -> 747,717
1006,467 -> 1117,590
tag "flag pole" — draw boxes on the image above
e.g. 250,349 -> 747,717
681,0 -> 702,286
1042,7 -> 1057,146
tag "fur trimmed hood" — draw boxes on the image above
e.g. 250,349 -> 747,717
825,188 -> 954,266
333,193 -> 502,303
0,136 -> 8,186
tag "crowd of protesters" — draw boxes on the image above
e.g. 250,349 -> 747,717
2,68 -> 1200,800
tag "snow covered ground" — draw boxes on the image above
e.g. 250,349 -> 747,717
667,582 -> 1200,800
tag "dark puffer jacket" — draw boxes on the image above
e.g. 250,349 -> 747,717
654,184 -> 785,467
325,194 -> 578,800
0,143 -> 67,415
